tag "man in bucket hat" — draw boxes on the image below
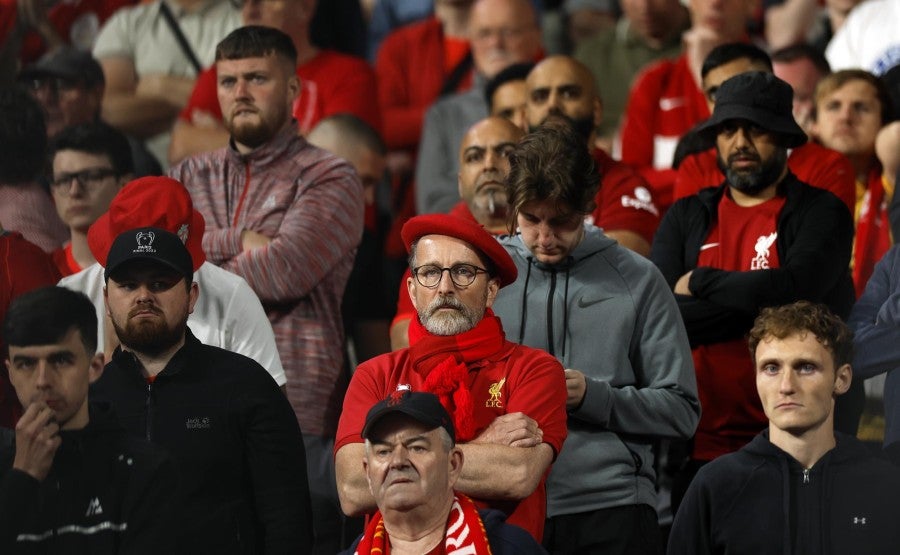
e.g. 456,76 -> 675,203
90,225 -> 312,552
59,175 -> 285,387
651,71 -> 857,503
339,391 -> 546,554
335,213 -> 568,542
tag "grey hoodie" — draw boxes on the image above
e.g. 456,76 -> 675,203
493,224 -> 700,517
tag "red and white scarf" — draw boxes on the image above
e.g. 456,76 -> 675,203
353,494 -> 493,555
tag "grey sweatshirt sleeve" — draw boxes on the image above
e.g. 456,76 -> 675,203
415,101 -> 461,215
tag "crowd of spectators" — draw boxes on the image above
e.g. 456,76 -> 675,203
1,0 -> 900,552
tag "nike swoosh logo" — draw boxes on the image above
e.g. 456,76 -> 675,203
700,242 -> 720,251
577,296 -> 614,308
659,97 -> 686,111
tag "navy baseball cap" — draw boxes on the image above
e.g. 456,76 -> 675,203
362,391 -> 455,443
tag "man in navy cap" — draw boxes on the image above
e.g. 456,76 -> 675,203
341,391 -> 546,554
651,71 -> 859,504
91,226 -> 313,553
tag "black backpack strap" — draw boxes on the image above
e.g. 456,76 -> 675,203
439,51 -> 473,97
159,1 -> 204,74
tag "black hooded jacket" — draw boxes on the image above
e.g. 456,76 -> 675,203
0,402 -> 178,554
668,431 -> 900,555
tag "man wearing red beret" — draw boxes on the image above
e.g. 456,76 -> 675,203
334,213 -> 568,542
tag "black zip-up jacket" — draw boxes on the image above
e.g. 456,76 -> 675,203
651,173 -> 855,346
650,174 -> 862,433
0,402 -> 178,554
668,431 -> 900,555
91,331 -> 313,554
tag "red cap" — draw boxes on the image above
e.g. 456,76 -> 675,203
87,176 -> 206,271
401,214 -> 517,287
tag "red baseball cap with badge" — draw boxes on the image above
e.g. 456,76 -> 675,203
401,214 -> 518,287
87,176 -> 206,272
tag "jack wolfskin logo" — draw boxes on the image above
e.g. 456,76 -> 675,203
186,417 -> 211,430
85,497 -> 103,517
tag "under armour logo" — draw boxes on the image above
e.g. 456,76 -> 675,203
852,516 -> 868,526
85,497 -> 104,517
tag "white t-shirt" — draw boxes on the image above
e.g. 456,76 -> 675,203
59,261 -> 287,386
826,0 -> 900,75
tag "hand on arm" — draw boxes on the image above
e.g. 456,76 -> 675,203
13,403 -> 60,482
241,229 -> 272,251
335,443 -> 376,516
564,369 -> 587,410
674,271 -> 693,296
100,58 -> 186,138
471,412 -> 543,448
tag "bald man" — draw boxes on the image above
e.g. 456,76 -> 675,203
390,116 -> 524,350
525,56 -> 660,256
415,0 -> 542,216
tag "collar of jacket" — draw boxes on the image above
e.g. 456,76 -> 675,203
111,328 -> 201,383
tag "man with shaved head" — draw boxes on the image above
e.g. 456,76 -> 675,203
416,0 -> 542,216
391,116 -> 524,350
525,55 -> 659,255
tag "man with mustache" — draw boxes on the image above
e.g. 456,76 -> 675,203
390,116 -> 523,350
335,214 -> 568,542
651,71 -> 856,505
340,391 -> 546,554
90,224 -> 313,552
169,26 -> 363,553
524,55 -> 659,256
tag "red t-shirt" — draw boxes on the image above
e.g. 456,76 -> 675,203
51,243 -> 83,278
0,232 -> 63,428
335,340 -> 568,541
180,49 -> 381,134
691,193 -> 785,461
674,142 -> 856,212
619,54 -> 710,212
589,148 -> 660,244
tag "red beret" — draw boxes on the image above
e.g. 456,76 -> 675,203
401,214 -> 517,287
88,176 -> 206,272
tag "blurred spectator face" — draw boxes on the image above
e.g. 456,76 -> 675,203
51,150 -> 124,234
774,57 -> 826,136
468,0 -> 541,79
566,9 -> 617,48
457,117 -> 523,227
23,77 -> 102,138
490,79 -> 528,129
702,57 -> 771,113
688,0 -> 756,42
621,0 -> 679,42
240,0 -> 311,39
217,53 -> 300,153
525,56 -> 601,143
812,79 -> 882,160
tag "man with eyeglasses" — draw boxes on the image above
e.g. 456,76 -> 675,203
17,48 -> 161,177
335,213 -> 568,542
49,121 -> 134,277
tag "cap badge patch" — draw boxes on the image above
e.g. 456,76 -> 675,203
134,231 -> 156,253
176,223 -> 189,244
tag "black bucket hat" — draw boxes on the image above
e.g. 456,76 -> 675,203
695,71 -> 808,149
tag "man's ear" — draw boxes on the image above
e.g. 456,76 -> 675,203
88,352 -> 105,384
833,363 -> 852,396
447,446 -> 464,487
484,277 -> 501,308
188,281 -> 199,314
593,97 -> 603,128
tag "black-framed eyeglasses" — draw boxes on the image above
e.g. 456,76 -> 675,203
50,167 -> 117,196
412,264 -> 488,288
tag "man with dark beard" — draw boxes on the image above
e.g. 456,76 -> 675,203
90,226 -> 314,553
524,55 -> 659,256
334,214 -> 568,543
650,71 -> 857,506
168,26 -> 363,552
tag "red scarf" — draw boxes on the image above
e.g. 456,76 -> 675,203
353,494 -> 493,555
407,310 -> 506,442
853,169 -> 892,297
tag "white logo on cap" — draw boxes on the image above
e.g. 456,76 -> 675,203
176,223 -> 189,244
134,231 -> 156,253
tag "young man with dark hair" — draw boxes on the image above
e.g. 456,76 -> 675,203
91,226 -> 313,552
170,25 -> 351,551
493,120 -> 700,554
49,121 -> 134,277
485,62 -> 533,130
669,301 -> 900,555
0,286 -> 178,553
